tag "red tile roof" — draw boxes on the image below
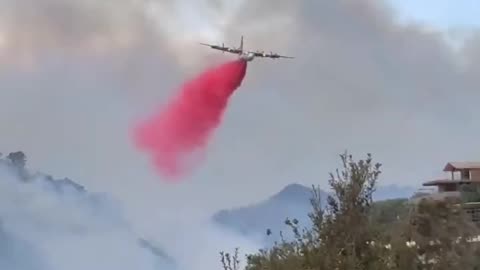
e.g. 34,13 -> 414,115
443,162 -> 480,172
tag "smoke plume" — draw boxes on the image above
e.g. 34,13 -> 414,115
133,59 -> 248,180
0,158 -> 261,270
0,167 -> 163,270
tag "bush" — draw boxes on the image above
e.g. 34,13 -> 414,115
220,152 -> 480,270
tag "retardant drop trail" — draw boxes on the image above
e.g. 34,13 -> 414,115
133,59 -> 248,181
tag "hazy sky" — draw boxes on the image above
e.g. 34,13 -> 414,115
388,0 -> 480,29
1,0 -> 480,216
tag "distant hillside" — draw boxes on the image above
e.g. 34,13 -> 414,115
373,184 -> 417,201
213,184 -> 327,244
213,183 -> 415,245
0,151 -> 175,269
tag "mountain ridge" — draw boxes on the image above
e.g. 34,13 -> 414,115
213,182 -> 416,245
0,151 -> 175,269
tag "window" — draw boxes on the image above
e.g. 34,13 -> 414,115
462,170 -> 471,180
466,208 -> 480,223
444,183 -> 457,192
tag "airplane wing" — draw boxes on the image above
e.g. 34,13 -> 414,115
200,43 -> 242,54
274,55 -> 295,59
225,48 -> 242,54
252,51 -> 267,57
199,42 -> 227,51
252,51 -> 294,59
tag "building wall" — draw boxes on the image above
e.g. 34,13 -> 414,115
471,170 -> 480,181
414,191 -> 461,201
464,202 -> 480,223
439,183 -> 458,192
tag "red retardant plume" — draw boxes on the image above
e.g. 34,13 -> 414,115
133,59 -> 248,181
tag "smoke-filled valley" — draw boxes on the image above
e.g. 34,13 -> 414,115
0,152 -> 263,270
0,152 -> 173,270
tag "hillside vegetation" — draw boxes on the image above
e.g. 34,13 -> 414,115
221,152 -> 480,270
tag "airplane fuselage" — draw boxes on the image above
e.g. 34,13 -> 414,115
200,36 -> 294,61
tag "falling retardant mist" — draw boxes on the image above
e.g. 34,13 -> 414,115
133,59 -> 248,181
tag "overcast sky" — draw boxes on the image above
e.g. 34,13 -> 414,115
1,0 -> 480,215
388,0 -> 479,30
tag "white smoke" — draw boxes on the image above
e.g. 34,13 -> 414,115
0,163 -> 261,270
143,0 -> 299,68
0,0 -> 299,70
0,167 -> 160,270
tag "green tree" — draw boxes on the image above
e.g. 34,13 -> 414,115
5,151 -> 29,180
222,152 -> 385,270
7,151 -> 26,169
314,152 -> 384,270
370,198 -> 409,231
221,152 -> 480,270
396,198 -> 480,269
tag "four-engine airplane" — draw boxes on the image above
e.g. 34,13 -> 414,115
199,36 -> 294,62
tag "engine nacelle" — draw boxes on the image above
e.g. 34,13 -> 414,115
240,52 -> 255,61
